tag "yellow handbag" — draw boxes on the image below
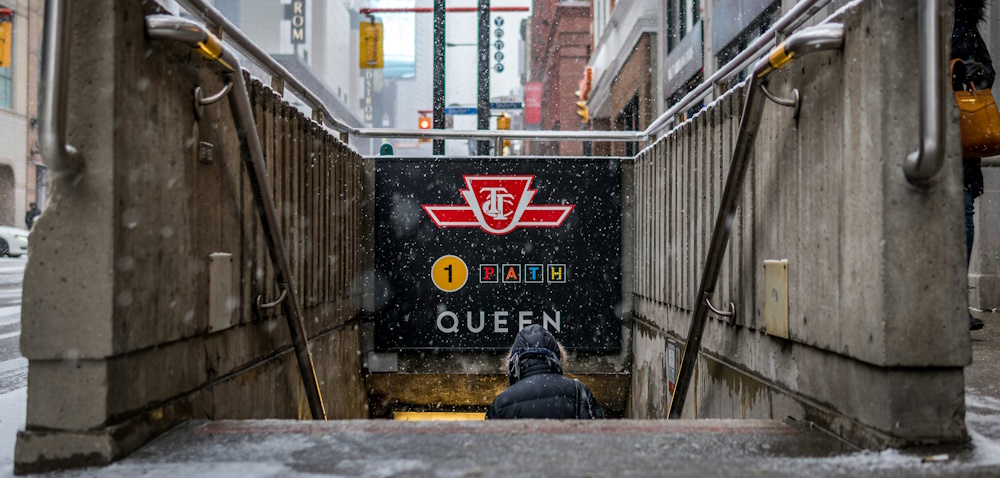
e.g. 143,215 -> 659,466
953,59 -> 1000,158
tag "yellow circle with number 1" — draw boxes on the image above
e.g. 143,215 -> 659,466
431,255 -> 469,292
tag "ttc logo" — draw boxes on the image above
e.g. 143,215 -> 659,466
422,175 -> 575,235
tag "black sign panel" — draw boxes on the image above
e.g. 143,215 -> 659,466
375,158 -> 622,352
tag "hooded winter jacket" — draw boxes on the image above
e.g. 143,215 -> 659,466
954,0 -> 993,196
485,325 -> 605,419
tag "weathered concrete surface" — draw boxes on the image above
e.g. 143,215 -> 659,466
629,0 -> 970,447
29,418 -> 1000,478
15,0 -> 367,473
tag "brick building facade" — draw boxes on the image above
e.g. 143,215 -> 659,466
526,0 -> 591,156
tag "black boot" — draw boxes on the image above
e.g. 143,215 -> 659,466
970,315 -> 985,331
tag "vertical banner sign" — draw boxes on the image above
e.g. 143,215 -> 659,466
290,0 -> 306,44
0,10 -> 11,69
359,21 -> 384,69
375,158 -> 622,352
524,82 -> 542,125
364,70 -> 374,123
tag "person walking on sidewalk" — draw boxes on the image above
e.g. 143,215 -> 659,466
24,203 -> 40,231
953,0 -> 992,331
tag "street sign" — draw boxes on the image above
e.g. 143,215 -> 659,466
491,101 -> 521,109
444,107 -> 478,115
445,103 -> 523,115
374,158 -> 623,351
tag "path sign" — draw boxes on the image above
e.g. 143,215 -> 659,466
375,158 -> 623,352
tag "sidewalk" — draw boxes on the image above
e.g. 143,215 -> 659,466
966,310 -> 1000,447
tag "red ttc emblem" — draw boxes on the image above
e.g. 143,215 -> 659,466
422,175 -> 575,235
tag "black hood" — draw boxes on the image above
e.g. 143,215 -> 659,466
957,0 -> 988,24
506,325 -> 563,385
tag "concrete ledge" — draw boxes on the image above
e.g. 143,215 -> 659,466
14,325 -> 367,474
631,314 -> 969,449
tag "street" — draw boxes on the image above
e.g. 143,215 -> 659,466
0,257 -> 26,395
0,256 -> 26,474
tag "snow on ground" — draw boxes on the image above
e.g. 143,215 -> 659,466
0,387 -> 26,477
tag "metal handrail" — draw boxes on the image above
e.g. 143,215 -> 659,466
147,15 -> 327,421
667,23 -> 845,419
173,0 -> 840,146
903,0 -> 944,185
39,0 -> 82,177
175,0 -> 357,135
641,0 -> 834,141
359,128 -> 641,142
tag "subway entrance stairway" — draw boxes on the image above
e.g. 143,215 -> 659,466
24,310 -> 1000,478
14,0 -> 1000,474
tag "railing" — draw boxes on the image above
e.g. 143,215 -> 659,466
171,0 -> 846,149
38,0 -> 81,176
145,15 -> 327,421
667,23 -> 846,419
640,0 -> 837,141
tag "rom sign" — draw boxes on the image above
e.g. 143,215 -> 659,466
375,158 -> 622,352
290,0 -> 305,44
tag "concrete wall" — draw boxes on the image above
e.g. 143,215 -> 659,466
630,0 -> 971,448
15,1 -> 367,472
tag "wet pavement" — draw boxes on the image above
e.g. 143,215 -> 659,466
33,418 -> 998,477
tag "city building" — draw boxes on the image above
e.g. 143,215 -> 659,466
200,0 -> 365,127
586,0 -> 659,156
524,0 -> 590,156
0,0 -> 43,229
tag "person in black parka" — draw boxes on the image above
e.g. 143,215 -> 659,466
486,325 -> 605,419
953,0 -> 993,331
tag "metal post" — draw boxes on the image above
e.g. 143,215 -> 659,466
477,0 -> 491,155
432,0 -> 446,155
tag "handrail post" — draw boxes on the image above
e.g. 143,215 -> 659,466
903,0 -> 944,185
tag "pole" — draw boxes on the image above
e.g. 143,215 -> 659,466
433,0 -> 445,155
476,0 -> 491,155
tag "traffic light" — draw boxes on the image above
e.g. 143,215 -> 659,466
497,113 -> 511,131
418,116 -> 432,143
576,101 -> 589,123
496,114 -> 511,155
574,67 -> 592,124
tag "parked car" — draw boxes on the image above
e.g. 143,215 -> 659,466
0,226 -> 29,257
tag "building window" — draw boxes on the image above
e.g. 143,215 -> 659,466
716,3 -> 778,88
617,94 -> 640,156
0,8 -> 13,110
668,0 -> 700,53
